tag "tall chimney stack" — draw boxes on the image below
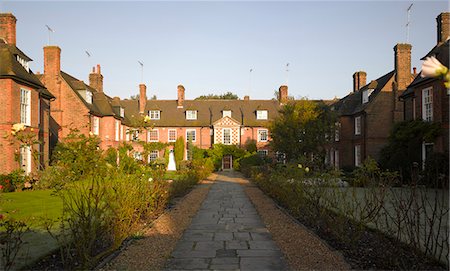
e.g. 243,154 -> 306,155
139,84 -> 147,114
278,85 -> 288,104
244,95 -> 250,101
43,46 -> 61,75
437,12 -> 450,44
394,43 -> 412,91
352,71 -> 367,92
177,85 -> 185,108
89,64 -> 104,92
0,13 -> 16,45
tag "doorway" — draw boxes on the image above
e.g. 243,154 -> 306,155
222,155 -> 232,170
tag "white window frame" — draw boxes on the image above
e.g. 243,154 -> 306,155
223,110 -> 232,118
354,145 -> 361,167
256,110 -> 268,120
257,149 -> 268,157
126,128 -> 130,141
131,129 -> 140,141
168,129 -> 177,142
133,152 -> 142,161
148,129 -> 159,142
334,150 -> 339,169
223,128 -> 232,145
422,87 -> 433,121
148,110 -> 160,120
354,116 -> 361,135
257,129 -> 268,142
120,125 -> 124,141
20,145 -> 32,174
186,110 -> 197,120
186,129 -> 196,142
85,90 -> 93,104
115,120 -> 120,141
149,150 -> 159,162
120,107 -> 125,118
20,88 -> 31,126
92,116 -> 100,135
335,122 -> 340,142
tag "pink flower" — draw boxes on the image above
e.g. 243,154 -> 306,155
0,185 -> 3,190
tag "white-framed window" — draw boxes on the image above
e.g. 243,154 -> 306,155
149,150 -> 159,162
20,145 -> 32,174
354,116 -> 361,135
186,129 -> 196,142
85,90 -> 93,104
17,55 -> 30,72
126,128 -> 130,141
120,107 -> 125,118
258,129 -> 268,142
256,110 -> 268,120
115,120 -> 120,141
335,122 -> 340,142
132,129 -> 139,141
133,152 -> 142,161
186,110 -> 197,120
354,145 -> 361,167
422,87 -> 433,121
276,152 -> 286,164
422,142 -> 434,168
257,149 -> 268,157
362,89 -> 374,104
20,88 -> 31,126
92,116 -> 100,135
120,125 -> 124,141
223,128 -> 231,145
148,110 -> 160,120
168,129 -> 177,142
223,110 -> 232,118
148,129 -> 159,142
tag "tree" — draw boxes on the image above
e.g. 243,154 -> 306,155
130,94 -> 139,100
174,137 -> 185,169
195,92 -> 239,100
269,99 -> 336,168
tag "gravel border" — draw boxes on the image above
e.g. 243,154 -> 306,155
243,180 -> 350,270
101,175 -> 215,270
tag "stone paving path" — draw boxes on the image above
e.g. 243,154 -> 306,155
165,172 -> 287,270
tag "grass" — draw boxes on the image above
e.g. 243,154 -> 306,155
0,189 -> 62,229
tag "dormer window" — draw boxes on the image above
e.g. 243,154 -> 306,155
120,107 -> 125,118
256,110 -> 268,120
85,90 -> 92,104
223,110 -> 232,118
362,89 -> 374,104
16,55 -> 29,72
148,110 -> 160,120
186,110 -> 197,120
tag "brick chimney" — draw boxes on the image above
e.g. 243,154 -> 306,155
139,84 -> 147,114
177,85 -> 185,108
394,43 -> 412,91
244,95 -> 250,101
89,64 -> 103,92
43,46 -> 61,75
437,12 -> 450,44
352,71 -> 367,92
278,85 -> 288,104
0,13 -> 16,45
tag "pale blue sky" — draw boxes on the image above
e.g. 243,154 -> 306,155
1,1 -> 448,100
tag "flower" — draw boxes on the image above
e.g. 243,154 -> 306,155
297,164 -> 302,168
421,56 -> 450,88
144,115 -> 151,123
148,177 -> 153,182
12,123 -> 25,133
287,178 -> 295,184
305,167 -> 310,173
0,185 -> 3,190
89,131 -> 94,136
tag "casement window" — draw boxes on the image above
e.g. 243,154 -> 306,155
120,107 -> 125,118
256,110 -> 268,120
223,110 -> 232,118
126,128 -> 130,141
258,129 -> 268,142
120,125 -> 124,141
168,129 -> 177,142
85,90 -> 93,104
133,152 -> 142,161
92,116 -> 100,135
422,87 -> 433,121
257,149 -> 268,157
362,89 -> 374,104
20,88 -> 31,126
223,128 -> 231,145
186,129 -> 196,142
186,110 -> 197,120
17,55 -> 30,72
20,146 -> 32,174
131,130 -> 140,141
354,116 -> 361,135
335,122 -> 340,141
354,145 -> 361,167
148,110 -> 160,120
422,142 -> 434,168
148,129 -> 159,142
115,120 -> 120,141
149,150 -> 159,162
334,150 -> 340,169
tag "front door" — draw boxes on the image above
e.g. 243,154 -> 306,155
222,155 -> 232,170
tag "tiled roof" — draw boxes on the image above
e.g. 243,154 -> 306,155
0,41 -> 54,99
120,99 -> 281,127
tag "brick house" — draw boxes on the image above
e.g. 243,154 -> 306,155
399,12 -> 449,165
0,13 -> 55,174
331,43 -> 415,169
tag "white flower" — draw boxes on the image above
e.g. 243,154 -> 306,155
89,132 -> 94,136
305,167 -> 310,173
148,177 -> 153,182
12,123 -> 25,133
421,56 -> 448,78
287,178 -> 295,184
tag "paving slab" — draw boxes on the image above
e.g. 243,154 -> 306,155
164,172 -> 287,270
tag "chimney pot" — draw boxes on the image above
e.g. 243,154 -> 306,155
139,84 -> 147,114
97,64 -> 101,74
177,85 -> 185,108
0,13 -> 17,45
437,12 -> 450,44
244,95 -> 250,101
413,67 -> 417,75
89,64 -> 103,92
44,46 -> 61,75
352,71 -> 367,92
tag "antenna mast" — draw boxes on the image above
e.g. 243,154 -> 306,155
286,63 -> 290,85
138,61 -> 144,83
406,3 -> 413,43
249,68 -> 253,93
45,25 -> 54,45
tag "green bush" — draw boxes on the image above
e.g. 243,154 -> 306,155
0,170 -> 25,192
174,137 -> 185,169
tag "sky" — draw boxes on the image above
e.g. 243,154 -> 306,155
1,1 -> 448,101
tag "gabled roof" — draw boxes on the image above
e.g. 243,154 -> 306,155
400,39 -> 449,98
333,71 -> 395,116
0,41 -> 54,99
120,99 -> 280,127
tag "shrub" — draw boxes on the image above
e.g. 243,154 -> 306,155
0,170 -> 25,192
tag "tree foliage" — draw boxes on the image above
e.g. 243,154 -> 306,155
195,92 -> 239,100
269,99 -> 336,168
174,137 -> 185,169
